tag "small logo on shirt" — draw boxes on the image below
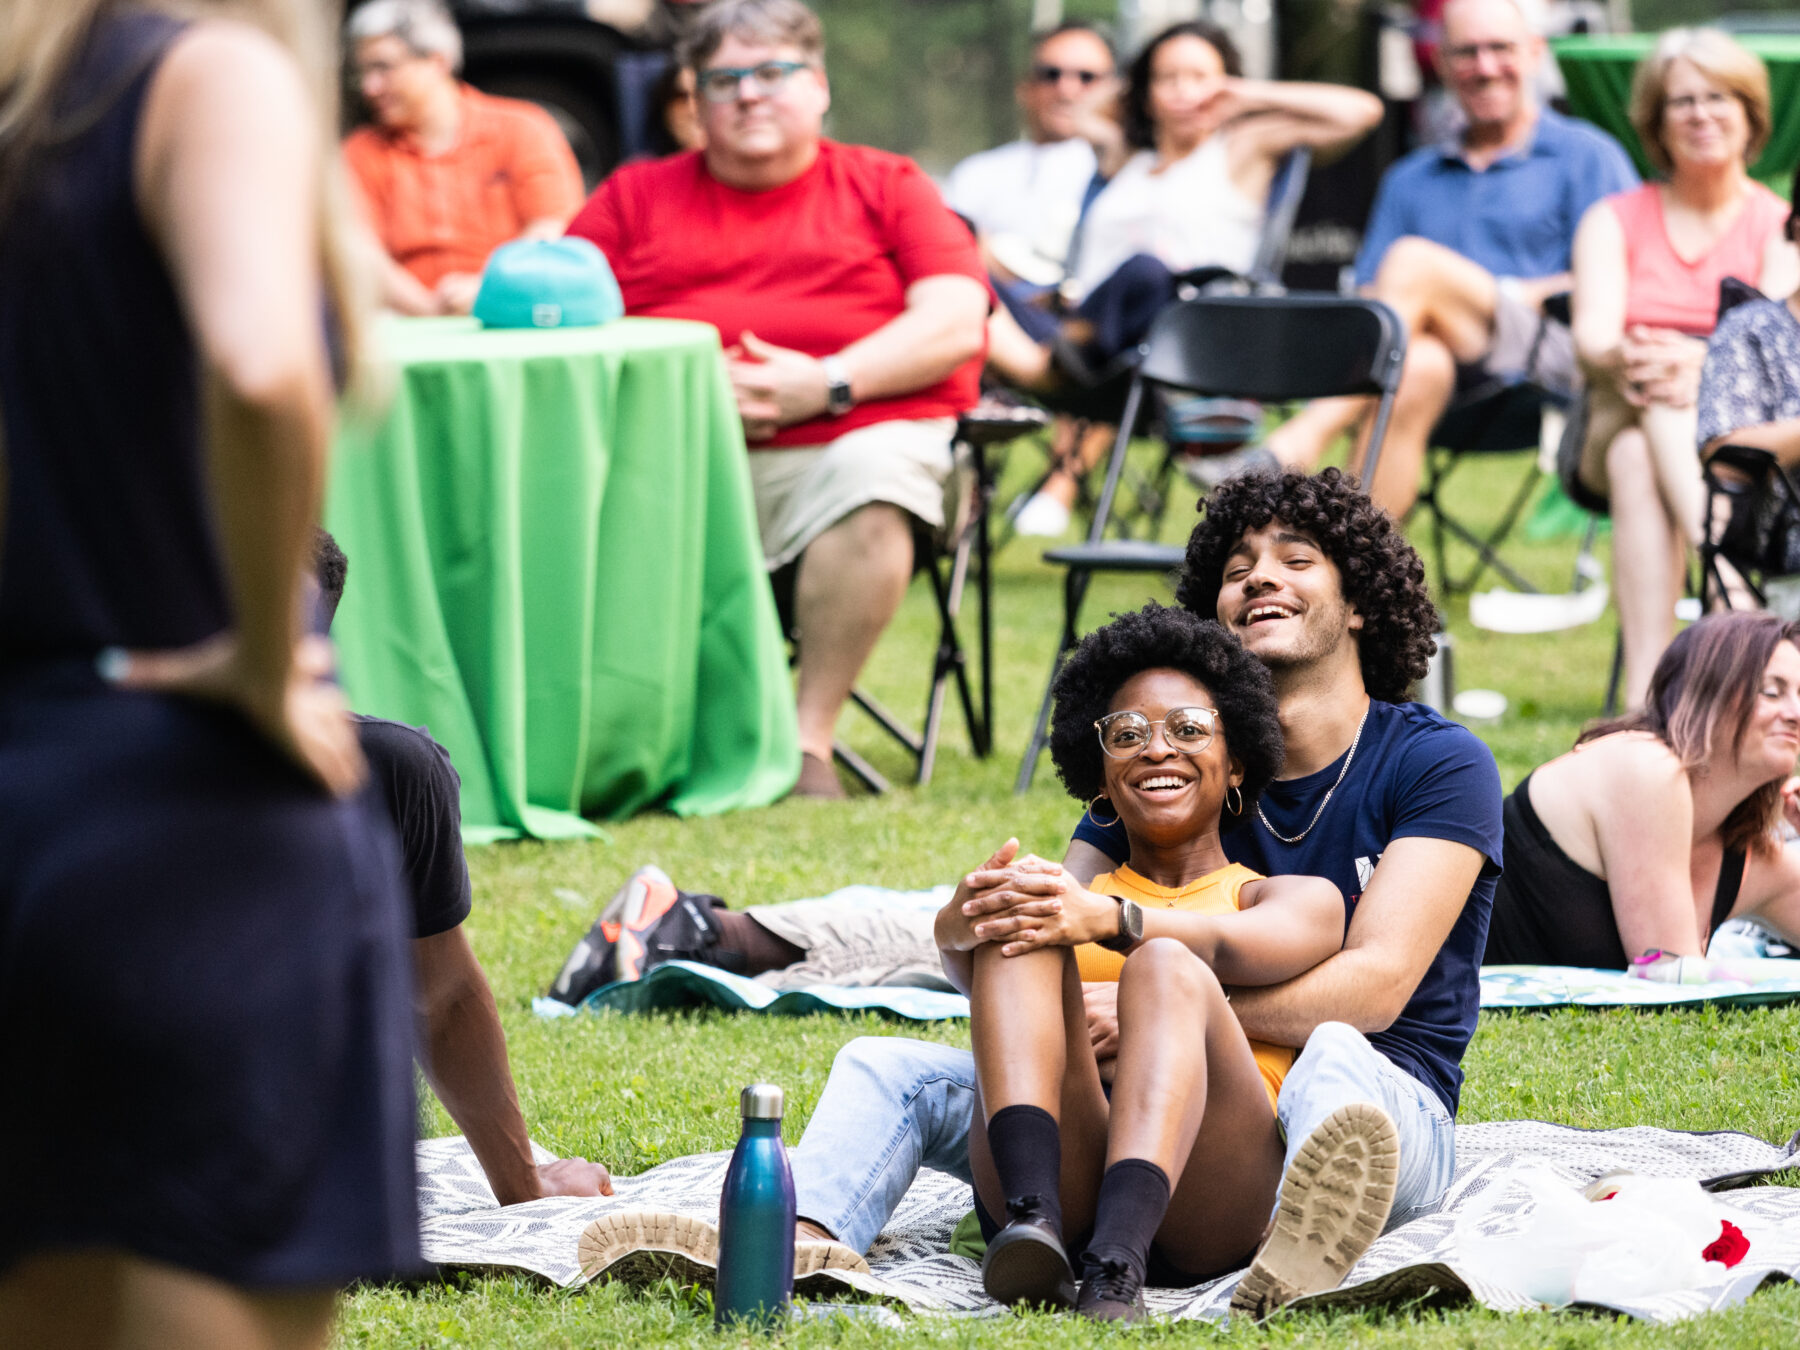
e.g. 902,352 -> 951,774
1355,855 -> 1379,891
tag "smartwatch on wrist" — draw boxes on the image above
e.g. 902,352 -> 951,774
821,354 -> 854,416
1096,895 -> 1144,953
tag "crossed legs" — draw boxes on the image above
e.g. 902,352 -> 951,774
968,939 -> 1285,1284
1269,237 -> 1501,517
1579,384 -> 1702,708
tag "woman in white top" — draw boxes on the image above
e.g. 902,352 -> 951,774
990,23 -> 1380,537
988,21 -> 1381,392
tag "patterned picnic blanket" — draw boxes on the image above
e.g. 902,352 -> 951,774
416,1120 -> 1800,1323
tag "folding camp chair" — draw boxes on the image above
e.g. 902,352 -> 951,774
1014,292 -> 1407,791
777,402 -> 1048,792
996,148 -> 1316,547
1413,294 -> 1577,596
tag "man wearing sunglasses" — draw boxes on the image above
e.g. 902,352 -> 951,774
1250,0 -> 1638,517
941,22 -> 1119,286
567,0 -> 989,800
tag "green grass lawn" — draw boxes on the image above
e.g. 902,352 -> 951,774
332,444 -> 1800,1347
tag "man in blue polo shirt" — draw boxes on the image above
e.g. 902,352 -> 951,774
1262,0 -> 1636,515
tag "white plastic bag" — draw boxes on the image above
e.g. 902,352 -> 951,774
1455,1168 -> 1746,1307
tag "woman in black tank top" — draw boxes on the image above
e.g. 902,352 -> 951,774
0,5 -> 416,1346
1486,612 -> 1800,969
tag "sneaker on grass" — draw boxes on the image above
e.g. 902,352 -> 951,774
576,1210 -> 869,1286
546,864 -> 730,1006
1229,1102 -> 1398,1321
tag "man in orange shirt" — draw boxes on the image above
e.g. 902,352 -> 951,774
343,0 -> 585,314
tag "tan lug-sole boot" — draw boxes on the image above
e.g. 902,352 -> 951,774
1229,1102 -> 1398,1321
575,1209 -> 870,1286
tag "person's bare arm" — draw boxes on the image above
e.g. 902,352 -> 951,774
413,927 -> 612,1205
1593,741 -> 1709,959
728,274 -> 988,440
122,22 -> 361,793
1221,78 -> 1384,166
1226,836 -> 1486,1045
1759,227 -> 1800,302
1704,419 -> 1800,464
1571,199 -> 1630,385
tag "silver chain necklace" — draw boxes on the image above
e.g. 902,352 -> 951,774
1257,702 -> 1371,846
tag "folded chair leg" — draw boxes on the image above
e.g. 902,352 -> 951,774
832,739 -> 890,795
1016,566 -> 1091,793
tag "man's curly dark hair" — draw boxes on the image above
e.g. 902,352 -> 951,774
1049,603 -> 1283,812
1174,468 -> 1438,703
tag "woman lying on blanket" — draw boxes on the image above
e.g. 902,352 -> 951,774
933,603 -> 1344,1321
1487,610 -> 1800,972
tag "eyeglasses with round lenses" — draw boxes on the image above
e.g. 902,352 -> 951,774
1444,39 -> 1520,67
1095,706 -> 1219,759
697,60 -> 811,103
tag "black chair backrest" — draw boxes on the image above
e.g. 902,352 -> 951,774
1134,293 -> 1405,403
1705,443 -> 1800,581
1247,148 -> 1311,286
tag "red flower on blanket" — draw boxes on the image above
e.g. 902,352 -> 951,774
1702,1220 -> 1750,1268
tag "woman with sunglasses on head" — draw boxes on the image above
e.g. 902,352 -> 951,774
1571,28 -> 1800,710
1486,611 -> 1800,973
935,604 -> 1345,1322
985,20 -> 1382,394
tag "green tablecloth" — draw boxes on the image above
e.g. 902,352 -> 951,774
1552,33 -> 1800,187
327,316 -> 799,842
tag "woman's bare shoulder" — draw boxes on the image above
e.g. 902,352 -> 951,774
1561,731 -> 1686,789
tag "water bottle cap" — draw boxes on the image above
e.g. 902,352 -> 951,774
740,1083 -> 784,1119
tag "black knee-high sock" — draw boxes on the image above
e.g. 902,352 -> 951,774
987,1104 -> 1063,1232
1082,1159 -> 1171,1285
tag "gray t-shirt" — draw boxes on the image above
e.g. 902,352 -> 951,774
1698,297 -> 1800,449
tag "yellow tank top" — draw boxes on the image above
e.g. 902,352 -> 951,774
1075,862 -> 1293,1113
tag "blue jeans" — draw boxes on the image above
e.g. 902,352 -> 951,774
790,1023 -> 1456,1254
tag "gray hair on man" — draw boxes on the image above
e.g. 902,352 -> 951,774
678,0 -> 824,73
346,0 -> 464,73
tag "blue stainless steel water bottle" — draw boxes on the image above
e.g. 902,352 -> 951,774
714,1082 -> 796,1329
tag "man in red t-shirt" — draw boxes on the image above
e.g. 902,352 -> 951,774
568,0 -> 989,798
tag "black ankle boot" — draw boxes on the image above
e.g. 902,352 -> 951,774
1076,1254 -> 1147,1323
980,1195 -> 1077,1309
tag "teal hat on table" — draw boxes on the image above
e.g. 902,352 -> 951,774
473,238 -> 623,329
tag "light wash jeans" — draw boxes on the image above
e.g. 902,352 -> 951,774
790,1023 -> 1456,1255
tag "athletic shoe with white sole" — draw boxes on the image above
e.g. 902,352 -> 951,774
1229,1102 -> 1398,1321
575,1209 -> 870,1287
546,865 -> 728,1005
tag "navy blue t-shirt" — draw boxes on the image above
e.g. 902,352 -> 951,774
1073,699 -> 1503,1115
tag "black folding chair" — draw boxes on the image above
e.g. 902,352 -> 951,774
1412,293 -> 1576,596
1700,443 -> 1800,612
778,402 -> 1048,792
1014,292 -> 1407,791
996,149 -> 1315,546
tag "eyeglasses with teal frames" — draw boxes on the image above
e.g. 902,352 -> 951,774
696,60 -> 812,103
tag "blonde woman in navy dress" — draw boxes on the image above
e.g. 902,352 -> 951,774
0,2 -> 419,1346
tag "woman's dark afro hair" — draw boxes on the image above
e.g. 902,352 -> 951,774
1048,602 -> 1284,809
1175,468 -> 1439,703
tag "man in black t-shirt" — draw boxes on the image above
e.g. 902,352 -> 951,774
317,530 -> 612,1205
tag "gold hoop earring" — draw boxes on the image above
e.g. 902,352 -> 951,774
1227,784 -> 1244,816
1086,793 -> 1120,828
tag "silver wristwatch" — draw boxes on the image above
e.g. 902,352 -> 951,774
822,354 -> 854,416
1097,895 -> 1144,953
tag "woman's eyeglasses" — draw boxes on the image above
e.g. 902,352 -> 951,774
1031,64 -> 1106,87
1095,707 -> 1218,758
1665,91 -> 1736,118
697,60 -> 810,103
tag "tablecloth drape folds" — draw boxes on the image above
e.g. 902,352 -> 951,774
328,316 -> 799,841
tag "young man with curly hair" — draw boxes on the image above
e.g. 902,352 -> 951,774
574,471 -> 1502,1316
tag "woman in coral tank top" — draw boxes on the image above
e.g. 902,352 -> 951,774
1572,28 -> 1799,709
